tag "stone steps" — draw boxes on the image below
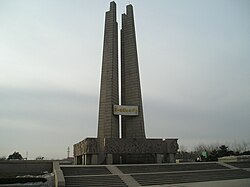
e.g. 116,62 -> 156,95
61,166 -> 127,187
132,169 -> 250,186
118,162 -> 227,174
64,175 -> 127,187
61,166 -> 110,176
228,161 -> 250,168
61,162 -> 250,186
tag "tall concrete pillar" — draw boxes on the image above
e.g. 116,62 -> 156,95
97,1 -> 119,139
121,4 -> 146,138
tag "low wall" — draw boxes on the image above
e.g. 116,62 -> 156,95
53,161 -> 65,187
218,155 -> 250,163
0,160 -> 53,177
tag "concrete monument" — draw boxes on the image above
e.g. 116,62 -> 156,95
74,1 -> 178,165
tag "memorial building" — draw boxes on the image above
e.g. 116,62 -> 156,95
74,2 -> 178,165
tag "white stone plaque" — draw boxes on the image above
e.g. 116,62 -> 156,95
113,105 -> 138,116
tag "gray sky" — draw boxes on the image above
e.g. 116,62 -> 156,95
1,0 -> 250,159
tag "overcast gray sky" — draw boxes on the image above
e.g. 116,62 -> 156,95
1,0 -> 250,159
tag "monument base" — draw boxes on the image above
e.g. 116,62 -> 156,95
74,138 -> 178,165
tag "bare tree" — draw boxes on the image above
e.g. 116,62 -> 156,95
0,156 -> 6,160
231,141 -> 250,153
178,145 -> 187,153
194,143 -> 220,154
